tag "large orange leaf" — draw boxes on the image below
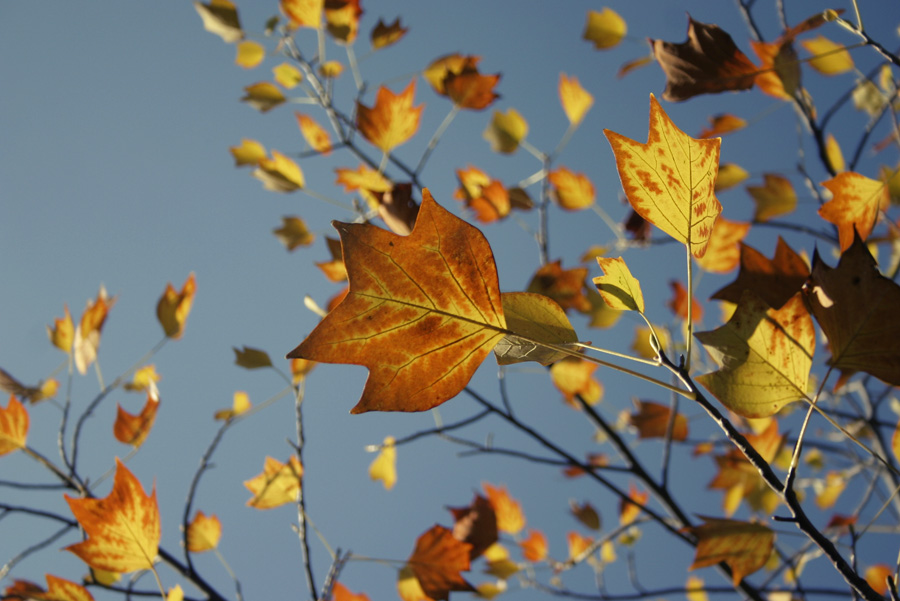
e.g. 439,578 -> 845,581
402,525 -> 474,601
803,235 -> 900,386
685,517 -> 774,585
356,80 -> 423,152
605,94 -> 721,258
819,172 -> 889,251
65,458 -> 160,573
287,190 -> 506,413
0,396 -> 28,456
695,292 -> 815,418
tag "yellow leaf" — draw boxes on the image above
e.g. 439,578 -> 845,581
715,163 -> 749,191
214,390 -> 252,421
819,171 -> 889,251
124,365 -> 161,392
281,0 -> 322,28
230,138 -> 267,167
273,215 -> 315,250
686,576 -> 709,601
593,256 -> 644,313
335,164 -> 392,208
567,531 -> 593,560
483,483 -> 525,535
558,73 -> 593,125
825,133 -> 845,173
475,581 -> 506,599
685,517 -> 774,586
0,396 -> 28,455
73,286 -> 116,375
583,8 -> 626,50
605,95 -> 721,258
697,114 -> 746,139
319,60 -> 344,78
369,436 -> 397,490
235,40 -> 265,68
241,82 -> 286,113
356,80 -> 422,152
186,511 -> 222,552
619,483 -> 647,525
4,575 -> 96,601
696,292 -> 814,418
166,585 -> 184,601
548,167 -> 595,210
814,471 -> 846,509
65,459 -> 160,573
550,357 -> 603,408
695,218 -> 751,274
290,358 -> 316,384
47,304 -> 75,353
156,273 -> 197,340
631,325 -> 668,360
273,63 -> 303,88
853,78 -> 887,116
194,0 -> 243,44
801,36 -> 854,75
493,292 -> 577,366
295,112 -> 332,155
747,174 -> 796,222
253,150 -> 305,192
244,456 -> 303,509
324,0 -> 361,44
483,108 -> 528,154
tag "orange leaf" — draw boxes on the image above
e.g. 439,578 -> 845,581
684,517 -> 774,585
186,511 -> 222,552
157,273 -> 196,340
548,167 -> 595,211
619,483 -> 648,526
371,17 -> 407,50
3,575 -> 95,601
113,393 -> 159,448
567,531 -> 594,562
695,217 -> 750,274
47,304 -> 75,353
444,67 -> 500,111
281,0 -> 322,28
629,399 -> 688,441
287,190 -> 506,413
356,80 -> 422,152
550,357 -> 602,407
650,16 -> 758,102
865,565 -> 893,596
244,456 -> 303,509
448,494 -> 498,560
295,112 -> 333,155
455,166 -> 510,223
403,525 -> 474,601
749,40 -> 795,100
803,235 -> 900,386
667,280 -> 703,321
0,396 -> 28,456
697,114 -> 746,139
747,173 -> 796,221
519,530 -> 548,562
65,459 -> 160,573
527,260 -> 590,313
74,286 -> 116,375
605,94 -> 721,258
423,54 -> 480,96
819,172 -> 889,251
332,582 -> 371,601
559,73 -> 593,125
290,358 -> 316,384
324,0 -> 361,44
482,483 -> 525,535
709,424 -> 783,516
711,237 -> 809,310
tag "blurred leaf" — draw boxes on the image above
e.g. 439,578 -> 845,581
667,280 -> 703,321
619,483 -> 648,525
685,517 -> 774,586
281,0 -> 322,28
356,80 -> 422,152
424,54 -> 480,96
113,393 -> 159,448
483,483 -> 525,535
519,530 -> 548,562
368,436 -> 396,490
444,67 -> 500,110
455,166 -> 510,223
698,114 -> 746,139
230,138 -> 267,166
559,73 -> 593,125
3,575 -> 95,601
402,526 -> 474,601
324,0 -> 361,44
186,511 -> 221,552
629,399 -> 688,441
273,62 -> 303,88
235,40 -> 265,68
214,390 -> 252,421
747,174 -> 797,222
825,133 -> 845,173
47,304 -> 74,353
570,500 -> 601,530
74,286 -> 116,375
548,167 -> 595,211
295,112 -> 333,155
617,55 -> 653,79
233,346 -> 273,369
550,357 -> 602,408
0,396 -> 28,456
801,36 -> 854,75
253,150 -> 305,191
124,365 -> 161,392
371,17 -> 407,50
715,163 -> 749,191
583,8 -> 626,50
157,273 -> 196,340
244,456 -> 303,509
567,531 -> 594,560
695,217 -> 750,274
194,0 -> 243,43
711,237 -> 809,309
483,108 -> 527,154
319,60 -> 344,78
448,494 -> 498,560
527,260 -> 590,313
335,164 -> 392,208
273,216 -> 315,251
241,82 -> 285,112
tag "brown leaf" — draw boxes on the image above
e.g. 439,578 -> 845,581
374,183 -> 419,235
404,525 -> 475,601
443,66 -> 501,111
371,17 -> 407,50
448,495 -> 498,560
629,400 -> 688,441
526,260 -> 590,313
650,16 -> 758,102
711,237 -> 809,309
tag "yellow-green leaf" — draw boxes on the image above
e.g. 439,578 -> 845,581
494,292 -> 578,366
593,257 -> 644,313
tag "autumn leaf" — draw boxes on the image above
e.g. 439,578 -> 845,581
332,582 -> 371,601
695,217 -> 750,274
253,150 -> 305,192
123,365 -> 160,392
0,367 -> 49,404
319,60 -> 344,78
548,167 -> 595,211
715,163 -> 749,191
235,40 -> 264,69
527,260 -> 590,313
448,494 -> 498,560
668,280 -> 703,321
629,399 -> 688,441
114,392 -> 159,448
583,8 -> 626,50
274,216 -> 315,250
632,325 -> 669,360
295,112 -> 333,155
550,357 -> 603,407
483,108 -> 527,154
593,256 -> 644,313
373,183 -> 420,235
619,483 -> 648,525
281,0 -> 322,28
290,358 -> 316,384
356,80 -> 422,152
316,237 -> 347,282
570,500 -> 601,530
567,531 -> 594,561
244,456 -> 303,509
482,483 -> 525,535
559,73 -> 593,125
194,0 -> 243,43
3,575 -> 95,601
443,66 -> 501,111
493,292 -> 577,366
233,346 -> 273,369
865,565 -> 893,596
711,237 -> 809,309
802,36 -> 854,75
650,17 -> 758,101
324,0 -> 361,44
214,391 -> 252,421
371,17 -> 407,50
708,421 -> 783,516
368,436 -> 396,490
519,530 -> 548,562
65,458 -> 160,573
605,94 -> 721,258
684,517 -> 774,585
697,114 -> 746,139
749,39 -> 797,100
335,164 -> 392,208
618,55 -> 654,79
825,134 -> 845,173
455,166 -> 510,223
241,82 -> 286,112
423,54 -> 480,96
186,511 -> 222,552
402,525 -> 475,601
273,62 -> 303,88
156,273 -> 196,340
287,190 -> 506,413
74,286 -> 116,375
748,174 -> 796,221
0,396 -> 28,456
230,138 -> 267,166
695,292 -> 815,418
47,304 -> 74,353
819,172 -> 888,251
803,235 -> 900,387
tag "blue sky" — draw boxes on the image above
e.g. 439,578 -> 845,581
2,1 -> 899,600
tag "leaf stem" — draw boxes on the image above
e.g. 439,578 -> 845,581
415,105 -> 459,176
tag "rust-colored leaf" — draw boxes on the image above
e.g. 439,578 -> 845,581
113,392 -> 159,448
605,94 -> 721,258
444,67 -> 500,111
356,80 -> 422,152
0,396 -> 28,456
186,511 -> 222,552
803,235 -> 900,386
157,273 -> 196,340
287,191 -> 506,413
3,575 -> 95,601
711,237 -> 809,309
667,280 -> 703,322
295,112 -> 333,155
448,494 -> 498,560
482,483 -> 525,535
629,399 -> 688,441
519,530 -> 548,562
65,459 -> 160,573
403,525 -> 475,601
324,0 -> 361,44
697,114 -> 746,139
685,517 -> 774,585
819,172 -> 889,251
455,166 -> 510,223
527,260 -> 590,313
650,16 -> 758,102
244,456 -> 303,509
423,54 -> 480,96
567,531 -> 594,561
371,17 -> 407,50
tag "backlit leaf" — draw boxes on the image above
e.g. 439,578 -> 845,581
335,164 -> 392,208
695,217 -> 750,274
865,565 -> 892,596
583,8 -> 626,50
65,459 -> 160,573
493,292 -> 577,366
619,483 -> 648,525
801,36 -> 854,75
750,40 -> 795,100
685,517 -> 774,585
593,256 -> 644,313
230,138 -> 267,166
295,112 -> 332,155
698,114 -> 746,139
157,273 -> 196,340
695,292 -> 814,418
3,575 -> 95,601
235,40 -> 264,68
550,357 -> 602,408
233,345 -> 273,369
287,191 -> 506,413
281,0 -> 322,28
559,73 -> 593,125
47,304 -> 74,353
715,163 -> 749,191
483,483 -> 525,535
244,456 -> 303,509
423,54 -> 480,96
650,17 -> 758,101
356,80 -> 422,152
241,82 -> 285,112
825,134 -> 845,173
519,530 -> 548,562
819,171 -> 888,251
815,472 -> 846,509
455,166 -> 510,223
548,167 -> 595,211
527,260 -> 590,313
371,18 -> 407,50
617,55 -> 654,79
369,436 -> 396,490
629,399 -> 688,441
605,94 -> 721,258
631,325 -> 668,360
324,0 -> 361,44
186,511 -> 222,552
166,585 -> 183,601
0,396 -> 28,456
748,174 -> 796,221
194,0 -> 243,43
273,63 -> 303,88
667,280 -> 703,321
483,108 -> 527,154
214,390 -> 252,421
113,393 -> 159,448
711,237 -> 809,309
803,235 -> 900,386
274,216 -> 315,250
253,150 -> 305,192
567,531 -> 593,561
403,525 -> 475,601
444,67 -> 500,110
332,582 -> 371,601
